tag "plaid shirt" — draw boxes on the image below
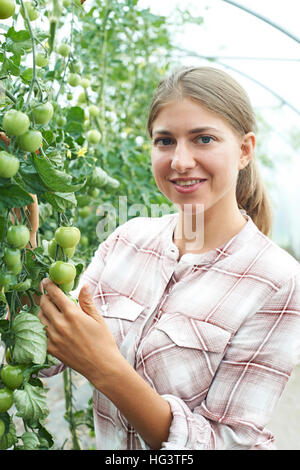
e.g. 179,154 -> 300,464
43,211 -> 300,450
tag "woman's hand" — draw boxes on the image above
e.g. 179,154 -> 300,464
38,279 -> 123,388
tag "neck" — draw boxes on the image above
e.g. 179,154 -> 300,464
173,202 -> 247,257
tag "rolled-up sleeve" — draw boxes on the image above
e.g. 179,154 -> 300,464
159,271 -> 300,450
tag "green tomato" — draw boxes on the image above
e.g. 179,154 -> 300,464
80,235 -> 88,246
63,0 -> 71,6
48,239 -> 75,260
2,110 -> 30,137
7,224 -> 30,249
49,261 -> 76,285
55,226 -> 81,248
57,43 -> 70,57
57,115 -> 66,127
1,365 -> 24,390
67,73 -> 80,87
66,93 -> 73,101
0,0 -> 15,19
32,102 -> 53,125
0,271 -> 13,290
0,418 -> 5,439
88,187 -> 99,198
0,387 -> 13,413
3,247 -> 21,268
36,52 -> 49,68
18,129 -> 42,153
88,104 -> 99,117
8,260 -> 22,275
76,194 -> 91,207
77,92 -> 87,104
87,129 -> 101,145
10,278 -> 32,291
21,1 -> 39,20
60,279 -> 74,293
78,206 -> 91,218
72,63 -> 81,73
81,78 -> 90,89
0,151 -> 19,178
89,167 -> 109,188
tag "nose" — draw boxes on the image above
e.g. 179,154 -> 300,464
171,141 -> 197,172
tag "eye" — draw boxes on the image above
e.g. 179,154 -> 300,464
154,137 -> 173,146
198,135 -> 214,144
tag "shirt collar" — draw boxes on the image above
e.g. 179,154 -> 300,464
165,210 -> 260,266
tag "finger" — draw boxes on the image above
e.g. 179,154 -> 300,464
78,284 -> 100,318
40,293 -> 61,322
42,278 -> 75,313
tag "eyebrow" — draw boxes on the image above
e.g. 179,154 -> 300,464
152,127 -> 221,136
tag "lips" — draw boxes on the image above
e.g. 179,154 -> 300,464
170,178 -> 207,186
170,179 -> 207,194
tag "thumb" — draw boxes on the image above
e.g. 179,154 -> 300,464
78,284 -> 99,318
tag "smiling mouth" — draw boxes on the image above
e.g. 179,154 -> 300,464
170,179 -> 207,187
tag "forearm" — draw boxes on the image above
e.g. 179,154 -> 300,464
93,354 -> 173,450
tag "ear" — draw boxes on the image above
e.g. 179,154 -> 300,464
239,132 -> 256,170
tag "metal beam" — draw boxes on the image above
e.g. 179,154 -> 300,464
221,0 -> 300,45
174,50 -> 300,117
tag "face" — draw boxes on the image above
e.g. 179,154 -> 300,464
150,98 -> 255,216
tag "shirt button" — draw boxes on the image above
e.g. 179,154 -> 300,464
101,304 -> 108,312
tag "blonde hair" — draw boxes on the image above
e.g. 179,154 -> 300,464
147,66 -> 273,236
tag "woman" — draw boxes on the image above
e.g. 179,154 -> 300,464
37,66 -> 300,450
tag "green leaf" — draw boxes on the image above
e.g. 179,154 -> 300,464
6,27 -> 30,42
21,67 -> 33,82
0,183 -> 33,210
12,311 -> 47,365
13,383 -> 49,427
0,414 -> 18,450
20,431 -> 40,449
33,154 -> 86,193
43,191 -> 77,212
66,106 -> 85,123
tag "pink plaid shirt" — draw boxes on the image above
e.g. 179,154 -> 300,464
44,211 -> 300,450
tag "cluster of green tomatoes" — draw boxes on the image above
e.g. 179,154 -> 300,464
0,225 -> 31,293
48,225 -> 81,292
0,103 -> 53,179
0,225 -> 81,435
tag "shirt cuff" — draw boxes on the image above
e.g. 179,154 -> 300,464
160,394 -> 210,450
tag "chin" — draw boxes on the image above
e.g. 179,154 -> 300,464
174,202 -> 206,216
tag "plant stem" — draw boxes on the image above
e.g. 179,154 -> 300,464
20,0 -> 37,109
63,368 -> 81,450
0,86 -> 17,104
98,0 -> 111,147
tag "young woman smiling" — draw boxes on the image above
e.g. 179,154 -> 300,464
37,66 -> 300,450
